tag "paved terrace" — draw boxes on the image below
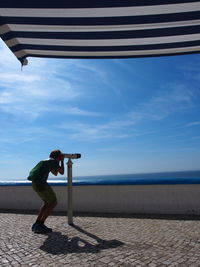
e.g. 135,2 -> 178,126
1,212 -> 200,266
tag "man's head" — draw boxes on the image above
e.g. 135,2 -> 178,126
49,149 -> 62,160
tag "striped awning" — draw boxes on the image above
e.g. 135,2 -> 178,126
0,0 -> 200,65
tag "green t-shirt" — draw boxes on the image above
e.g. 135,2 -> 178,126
27,158 -> 59,185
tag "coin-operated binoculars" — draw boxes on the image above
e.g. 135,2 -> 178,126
63,153 -> 81,159
62,153 -> 81,225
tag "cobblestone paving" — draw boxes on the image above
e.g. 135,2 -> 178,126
1,212 -> 200,266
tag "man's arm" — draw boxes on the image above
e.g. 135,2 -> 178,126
51,169 -> 58,176
50,155 -> 64,176
58,160 -> 64,175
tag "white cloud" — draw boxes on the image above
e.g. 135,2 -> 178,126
58,121 -> 129,140
192,136 -> 200,140
0,124 -> 65,146
1,38 -> 198,144
179,58 -> 200,81
184,121 -> 200,127
0,73 -> 40,83
0,40 -> 20,68
54,106 -> 101,116
0,41 -> 94,119
0,40 -> 119,120
128,84 -> 195,122
55,82 -> 197,140
57,118 -> 151,141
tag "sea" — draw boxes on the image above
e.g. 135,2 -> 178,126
50,170 -> 200,181
1,170 -> 200,185
41,170 -> 200,185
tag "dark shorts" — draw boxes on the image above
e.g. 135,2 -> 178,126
32,181 -> 57,204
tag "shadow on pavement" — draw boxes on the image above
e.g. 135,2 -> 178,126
40,224 -> 124,254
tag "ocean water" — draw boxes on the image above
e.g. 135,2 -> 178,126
1,170 -> 200,185
48,170 -> 200,185
48,170 -> 200,180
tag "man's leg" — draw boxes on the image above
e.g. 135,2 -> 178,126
32,202 -> 57,233
36,203 -> 48,222
32,183 -> 57,233
37,201 -> 57,223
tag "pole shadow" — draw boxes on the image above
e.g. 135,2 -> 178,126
39,224 -> 124,255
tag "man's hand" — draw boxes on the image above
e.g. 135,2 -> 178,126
58,155 -> 64,175
51,154 -> 65,176
59,154 -> 65,161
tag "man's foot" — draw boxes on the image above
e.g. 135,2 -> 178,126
42,224 -> 52,233
32,223 -> 52,234
31,222 -> 37,232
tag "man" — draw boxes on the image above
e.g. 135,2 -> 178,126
27,149 -> 64,234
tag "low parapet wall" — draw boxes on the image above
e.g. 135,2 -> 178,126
1,178 -> 200,215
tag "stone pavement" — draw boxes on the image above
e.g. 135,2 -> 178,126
1,212 -> 200,266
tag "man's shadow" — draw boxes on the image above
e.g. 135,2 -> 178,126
39,224 -> 124,254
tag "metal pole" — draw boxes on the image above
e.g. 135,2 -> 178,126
67,158 -> 73,225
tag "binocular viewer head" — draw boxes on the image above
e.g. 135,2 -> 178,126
62,153 -> 81,159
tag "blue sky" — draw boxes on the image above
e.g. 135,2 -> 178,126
0,38 -> 200,180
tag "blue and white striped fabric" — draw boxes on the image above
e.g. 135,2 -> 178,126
0,0 -> 200,65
